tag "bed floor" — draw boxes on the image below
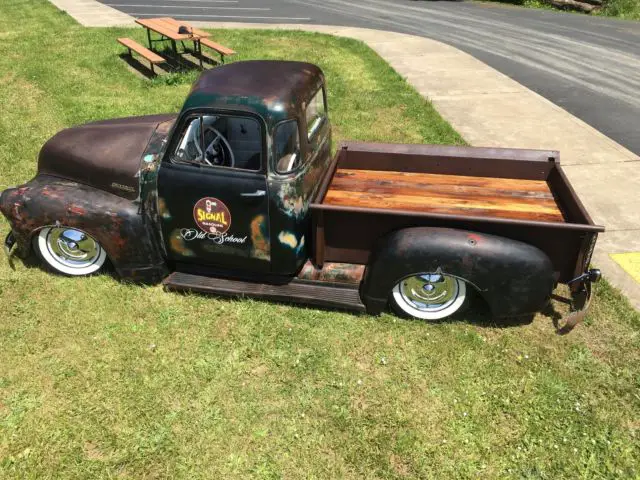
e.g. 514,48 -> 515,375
323,168 -> 566,223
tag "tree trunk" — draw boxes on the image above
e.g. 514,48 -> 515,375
579,0 -> 603,6
543,0 -> 600,12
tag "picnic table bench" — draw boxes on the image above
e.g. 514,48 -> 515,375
117,38 -> 165,74
120,17 -> 235,72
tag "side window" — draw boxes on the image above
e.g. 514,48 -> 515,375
306,88 -> 326,140
274,120 -> 301,174
171,114 -> 262,171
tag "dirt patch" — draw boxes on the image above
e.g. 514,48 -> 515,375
84,441 -> 106,461
390,453 -> 412,477
250,364 -> 269,377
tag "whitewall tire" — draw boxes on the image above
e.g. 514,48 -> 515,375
34,227 -> 107,276
390,273 -> 468,321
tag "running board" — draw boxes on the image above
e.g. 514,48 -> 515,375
163,272 -> 366,312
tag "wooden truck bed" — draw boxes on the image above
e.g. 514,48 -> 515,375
311,142 -> 604,283
324,168 -> 565,223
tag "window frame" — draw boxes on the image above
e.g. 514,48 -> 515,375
272,118 -> 303,177
305,87 -> 327,141
163,108 -> 268,175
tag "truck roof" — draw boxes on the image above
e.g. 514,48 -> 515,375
181,60 -> 325,125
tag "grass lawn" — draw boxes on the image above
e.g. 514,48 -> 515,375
1,1 -> 640,478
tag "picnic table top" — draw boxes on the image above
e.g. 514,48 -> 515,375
135,17 -> 211,41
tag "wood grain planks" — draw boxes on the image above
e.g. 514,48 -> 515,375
153,17 -> 210,39
135,18 -> 209,41
324,169 -> 565,223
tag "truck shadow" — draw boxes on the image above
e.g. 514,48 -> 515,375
17,252 -> 566,332
457,297 -> 570,332
450,296 -> 536,329
168,287 -> 542,329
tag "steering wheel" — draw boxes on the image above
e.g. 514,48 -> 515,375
202,126 -> 235,168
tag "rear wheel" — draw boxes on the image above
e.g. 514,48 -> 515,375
33,227 -> 107,276
390,273 -> 467,320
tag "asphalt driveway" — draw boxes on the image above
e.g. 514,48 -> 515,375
100,0 -> 640,156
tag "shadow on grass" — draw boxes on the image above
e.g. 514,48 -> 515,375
13,250 -> 564,332
165,285 -> 544,329
118,45 -> 221,80
119,53 -> 163,79
14,249 -> 122,283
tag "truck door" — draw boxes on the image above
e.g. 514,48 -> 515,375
157,113 -> 271,272
269,86 -> 331,276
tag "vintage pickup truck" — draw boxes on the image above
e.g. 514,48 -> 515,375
1,60 -> 604,327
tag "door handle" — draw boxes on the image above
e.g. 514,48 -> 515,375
241,189 -> 266,198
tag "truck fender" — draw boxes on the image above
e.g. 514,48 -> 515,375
360,227 -> 555,318
0,175 -> 167,283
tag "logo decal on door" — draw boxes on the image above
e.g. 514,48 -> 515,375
193,197 -> 231,234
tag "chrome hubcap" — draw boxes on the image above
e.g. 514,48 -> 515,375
399,273 -> 459,313
46,228 -> 101,268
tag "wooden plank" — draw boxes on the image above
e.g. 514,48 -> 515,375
324,189 -> 563,216
135,18 -> 192,41
155,17 -> 210,38
200,37 -> 236,56
323,190 -> 565,223
333,169 -> 551,192
328,181 -> 561,210
117,38 -> 165,63
149,17 -> 200,38
330,175 -> 556,202
324,168 -> 566,223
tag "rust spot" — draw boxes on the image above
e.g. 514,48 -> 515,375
297,260 -> 364,284
12,203 -> 23,220
250,214 -> 270,260
467,233 -> 482,246
67,205 -> 86,216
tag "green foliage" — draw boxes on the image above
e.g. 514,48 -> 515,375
476,0 -> 640,18
1,1 -> 639,479
600,0 -> 640,19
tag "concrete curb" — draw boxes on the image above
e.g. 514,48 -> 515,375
49,0 -> 135,26
47,2 -> 640,309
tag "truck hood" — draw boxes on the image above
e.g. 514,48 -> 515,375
37,114 -> 177,200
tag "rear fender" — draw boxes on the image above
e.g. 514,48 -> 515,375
361,227 -> 555,317
0,175 -> 167,283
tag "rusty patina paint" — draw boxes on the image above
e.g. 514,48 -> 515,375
183,61 -> 323,127
0,175 -> 167,283
38,114 -> 177,201
297,260 -> 364,285
250,214 -> 270,260
168,228 -> 195,257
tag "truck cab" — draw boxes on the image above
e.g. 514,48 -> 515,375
151,61 -> 331,278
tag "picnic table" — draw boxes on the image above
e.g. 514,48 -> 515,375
132,17 -> 235,70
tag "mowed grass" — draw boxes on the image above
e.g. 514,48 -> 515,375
1,1 -> 640,478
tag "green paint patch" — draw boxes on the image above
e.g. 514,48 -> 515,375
611,252 -> 640,283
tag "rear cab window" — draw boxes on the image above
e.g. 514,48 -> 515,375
306,88 -> 326,140
273,120 -> 301,175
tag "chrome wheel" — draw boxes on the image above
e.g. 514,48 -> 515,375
391,273 -> 467,320
35,227 -> 106,276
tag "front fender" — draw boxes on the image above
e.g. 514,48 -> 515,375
0,175 -> 167,283
361,227 -> 555,317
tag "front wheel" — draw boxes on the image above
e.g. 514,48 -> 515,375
33,227 -> 107,276
390,273 -> 468,321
